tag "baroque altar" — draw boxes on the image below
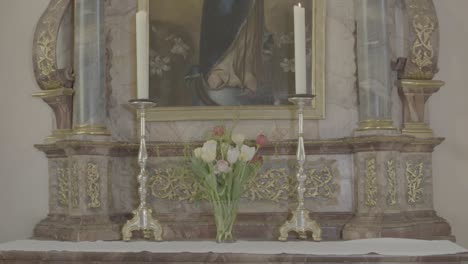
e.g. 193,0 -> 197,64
30,0 -> 454,244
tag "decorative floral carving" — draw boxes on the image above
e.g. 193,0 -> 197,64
149,167 -> 199,202
57,167 -> 69,207
365,158 -> 378,207
289,166 -> 336,200
410,14 -> 435,78
33,0 -> 72,90
70,163 -> 79,208
406,161 -> 424,204
387,160 -> 397,206
55,163 -> 79,209
149,163 -> 337,202
244,168 -> 289,202
86,163 -> 101,208
402,0 -> 439,80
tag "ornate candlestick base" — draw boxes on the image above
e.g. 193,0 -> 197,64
278,95 -> 322,241
122,99 -> 163,241
279,209 -> 322,241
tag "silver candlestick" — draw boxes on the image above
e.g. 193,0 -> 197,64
279,95 -> 322,241
122,99 -> 163,241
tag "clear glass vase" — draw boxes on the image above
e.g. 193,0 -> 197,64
212,198 -> 240,243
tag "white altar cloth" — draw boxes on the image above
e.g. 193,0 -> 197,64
0,238 -> 466,256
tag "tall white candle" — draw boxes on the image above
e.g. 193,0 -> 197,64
294,3 -> 307,95
136,9 -> 149,99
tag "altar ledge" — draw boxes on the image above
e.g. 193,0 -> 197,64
0,238 -> 467,256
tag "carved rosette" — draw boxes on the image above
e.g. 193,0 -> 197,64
32,0 -> 74,139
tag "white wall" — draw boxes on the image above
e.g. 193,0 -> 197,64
0,0 -> 467,248
431,0 -> 468,249
0,0 -> 51,243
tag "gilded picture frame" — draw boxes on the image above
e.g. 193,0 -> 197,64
142,0 -> 326,121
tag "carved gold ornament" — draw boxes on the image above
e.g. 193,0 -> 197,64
86,163 -> 101,208
289,166 -> 336,200
244,168 -> 289,202
406,161 -> 424,204
410,14 -> 435,79
149,164 -> 337,202
33,0 -> 72,90
57,167 -> 69,207
365,158 -> 378,207
387,160 -> 397,206
402,0 -> 439,80
56,163 -> 79,208
149,167 -> 199,202
70,163 -> 79,208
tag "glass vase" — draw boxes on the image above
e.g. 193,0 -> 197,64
212,198 -> 240,243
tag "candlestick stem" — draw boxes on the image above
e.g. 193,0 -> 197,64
279,95 -> 322,241
122,99 -> 163,241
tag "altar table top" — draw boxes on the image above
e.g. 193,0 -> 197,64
1,238 -> 467,264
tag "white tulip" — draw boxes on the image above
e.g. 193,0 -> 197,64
201,149 -> 216,163
231,133 -> 245,146
239,145 -> 256,162
227,147 -> 240,164
193,147 -> 203,158
202,140 -> 217,152
201,140 -> 217,163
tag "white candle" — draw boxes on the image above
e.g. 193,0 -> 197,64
136,9 -> 149,99
294,3 -> 307,95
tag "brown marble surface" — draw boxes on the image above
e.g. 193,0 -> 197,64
1,251 -> 467,264
35,136 -> 445,158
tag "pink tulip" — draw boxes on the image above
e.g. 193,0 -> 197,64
213,126 -> 225,137
256,134 -> 267,147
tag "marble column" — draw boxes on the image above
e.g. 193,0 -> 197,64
73,0 -> 108,135
355,0 -> 395,131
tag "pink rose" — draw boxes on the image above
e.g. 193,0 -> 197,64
213,126 -> 225,137
256,134 -> 267,147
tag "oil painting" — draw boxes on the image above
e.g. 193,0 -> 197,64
148,0 -> 315,107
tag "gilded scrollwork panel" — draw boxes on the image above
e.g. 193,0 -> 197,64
33,0 -> 74,90
55,162 -> 79,209
401,0 -> 439,80
365,158 -> 378,207
244,168 -> 289,202
387,160 -> 397,206
148,161 -> 338,203
69,163 -> 79,208
406,161 -> 424,204
56,167 -> 69,207
149,166 -> 199,202
86,163 -> 101,208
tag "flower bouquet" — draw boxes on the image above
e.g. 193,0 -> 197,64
191,126 -> 266,242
